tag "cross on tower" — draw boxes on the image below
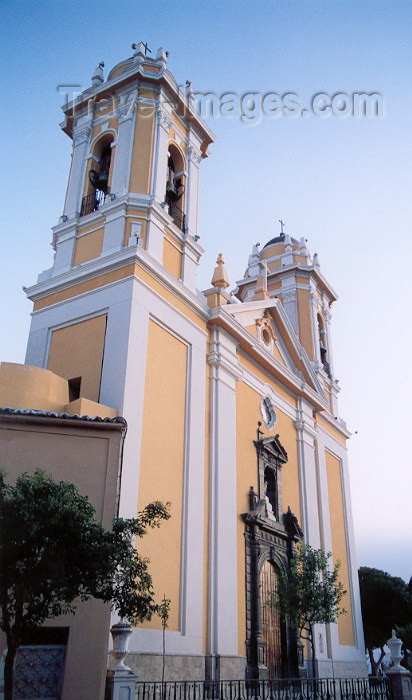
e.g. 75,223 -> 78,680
132,42 -> 152,56
279,219 -> 285,234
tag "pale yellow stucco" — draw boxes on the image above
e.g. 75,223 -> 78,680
0,363 -> 117,418
325,451 -> 355,646
137,320 -> 188,631
163,237 -> 182,279
73,229 -> 104,265
297,288 -> 314,360
47,315 -> 107,402
0,363 -> 68,412
129,108 -> 155,194
238,353 -> 297,408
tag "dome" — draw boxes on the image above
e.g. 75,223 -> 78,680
262,234 -> 299,250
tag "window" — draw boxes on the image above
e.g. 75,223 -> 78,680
165,144 -> 186,231
317,313 -> 331,377
68,377 -> 81,402
264,466 -> 278,519
81,135 -> 114,216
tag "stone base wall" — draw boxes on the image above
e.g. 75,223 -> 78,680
316,659 -> 368,678
127,654 -> 247,681
127,653 -> 367,682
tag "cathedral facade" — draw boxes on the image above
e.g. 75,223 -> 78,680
23,44 -> 367,680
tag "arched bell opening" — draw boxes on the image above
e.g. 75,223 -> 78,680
165,143 -> 186,232
81,134 -> 114,216
317,313 -> 331,377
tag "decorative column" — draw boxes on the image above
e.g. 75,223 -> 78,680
185,143 -> 202,237
294,398 -> 320,546
309,288 -> 322,370
110,91 -> 137,196
151,105 -> 172,204
145,104 -> 172,262
63,125 -> 91,219
281,288 -> 299,334
207,327 -> 243,677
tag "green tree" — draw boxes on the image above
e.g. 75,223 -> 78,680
270,544 -> 346,679
158,595 -> 170,687
359,567 -> 412,675
0,470 -> 170,700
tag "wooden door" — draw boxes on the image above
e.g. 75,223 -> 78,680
260,560 -> 284,678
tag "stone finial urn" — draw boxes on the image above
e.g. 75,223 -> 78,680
387,630 -> 406,673
109,621 -> 133,672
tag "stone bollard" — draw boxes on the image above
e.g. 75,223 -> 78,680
386,631 -> 412,700
105,622 -> 137,700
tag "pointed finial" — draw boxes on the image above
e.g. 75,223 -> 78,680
211,253 -> 230,289
91,61 -> 104,87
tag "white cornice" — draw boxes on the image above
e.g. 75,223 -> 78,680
318,410 -> 351,439
25,244 -> 210,322
236,263 -> 338,302
62,60 -> 215,146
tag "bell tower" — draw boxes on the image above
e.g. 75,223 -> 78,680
41,41 -> 212,287
24,41 -> 214,431
236,231 -> 341,419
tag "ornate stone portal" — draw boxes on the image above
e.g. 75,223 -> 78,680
242,433 -> 303,680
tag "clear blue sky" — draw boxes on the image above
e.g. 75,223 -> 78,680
1,0 -> 411,581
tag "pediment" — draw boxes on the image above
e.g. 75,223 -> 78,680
255,434 -> 288,464
225,299 -> 324,397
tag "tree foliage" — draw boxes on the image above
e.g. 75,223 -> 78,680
271,544 -> 346,678
358,567 -> 412,674
0,469 -> 170,700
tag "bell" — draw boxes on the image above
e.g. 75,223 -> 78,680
166,177 -> 178,199
97,170 -> 109,192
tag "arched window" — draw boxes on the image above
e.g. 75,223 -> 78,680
81,134 -> 114,216
264,466 -> 278,519
164,144 -> 186,231
317,313 -> 331,377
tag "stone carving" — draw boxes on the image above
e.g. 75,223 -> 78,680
118,99 -> 137,121
157,107 -> 173,131
187,145 -> 202,165
73,127 -> 91,145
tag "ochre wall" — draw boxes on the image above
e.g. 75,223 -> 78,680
47,315 -> 107,402
238,353 -> 297,408
325,450 -> 355,646
137,320 -> 188,631
73,228 -> 104,265
129,108 -> 155,193
236,380 -> 301,655
163,236 -> 182,279
297,289 -> 314,360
